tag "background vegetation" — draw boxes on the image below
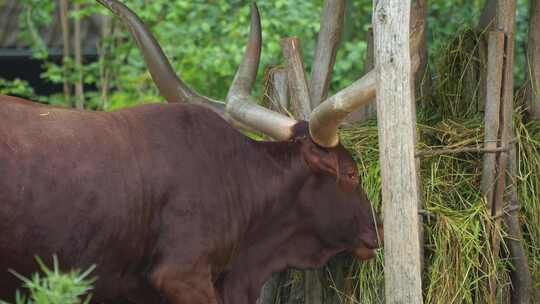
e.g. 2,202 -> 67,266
0,0 -> 530,109
0,0 -> 537,303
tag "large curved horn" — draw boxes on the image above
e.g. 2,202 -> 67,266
95,0 -> 223,112
309,44 -> 421,148
309,70 -> 376,147
226,3 -> 297,141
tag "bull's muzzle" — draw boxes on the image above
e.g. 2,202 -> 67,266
352,224 -> 384,261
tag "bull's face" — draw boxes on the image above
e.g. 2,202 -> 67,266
294,123 -> 382,261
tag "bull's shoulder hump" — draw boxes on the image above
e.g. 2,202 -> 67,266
115,103 -> 238,134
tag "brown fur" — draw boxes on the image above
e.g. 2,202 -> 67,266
0,96 -> 379,304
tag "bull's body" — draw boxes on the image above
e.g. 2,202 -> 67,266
0,96 -> 374,303
0,0 -> 383,302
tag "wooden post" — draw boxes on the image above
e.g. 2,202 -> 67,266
256,273 -> 280,304
309,0 -> 345,108
74,3 -> 85,110
480,31 -> 508,303
481,32 -> 505,206
264,67 -> 289,114
98,15 -> 113,110
282,37 -> 324,304
59,0 -> 72,106
347,1 -> 426,124
257,66 -> 290,304
282,37 -> 312,120
500,32 -> 532,304
526,0 -> 540,118
373,0 -> 424,303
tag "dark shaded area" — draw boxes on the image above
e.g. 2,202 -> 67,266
0,48 -> 98,96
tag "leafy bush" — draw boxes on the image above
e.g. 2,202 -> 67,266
0,256 -> 96,304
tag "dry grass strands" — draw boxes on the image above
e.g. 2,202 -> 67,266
334,113 -> 538,303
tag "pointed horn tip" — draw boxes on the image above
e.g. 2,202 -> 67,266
250,2 -> 261,24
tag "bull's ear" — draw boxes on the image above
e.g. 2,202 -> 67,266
301,141 -> 339,176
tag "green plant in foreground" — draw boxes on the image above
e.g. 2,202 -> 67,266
0,256 -> 96,304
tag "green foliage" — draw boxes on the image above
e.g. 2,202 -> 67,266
0,78 -> 35,98
4,0 -> 374,110
17,0 -> 56,59
0,256 -> 96,304
1,0 -> 533,110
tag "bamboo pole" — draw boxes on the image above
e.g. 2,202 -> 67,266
373,0 -> 423,302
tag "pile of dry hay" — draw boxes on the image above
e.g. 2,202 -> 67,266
336,114 -> 539,304
326,25 -> 540,304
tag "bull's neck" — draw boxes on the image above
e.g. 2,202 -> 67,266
237,139 -> 307,226
218,139 -> 311,302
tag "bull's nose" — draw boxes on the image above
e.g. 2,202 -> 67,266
358,224 -> 384,250
352,247 -> 376,261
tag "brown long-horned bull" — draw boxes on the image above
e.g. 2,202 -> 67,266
0,1 -> 384,304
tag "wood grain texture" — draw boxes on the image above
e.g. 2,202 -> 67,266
310,0 -> 345,108
481,31 -> 505,208
282,37 -> 312,120
270,68 -> 289,113
373,0 -> 423,303
500,32 -> 532,304
493,1 -> 532,301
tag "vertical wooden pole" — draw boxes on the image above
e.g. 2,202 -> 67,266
282,37 -> 312,120
257,65 -> 290,304
500,32 -> 532,304
59,0 -> 72,106
310,0 -> 345,108
526,0 -> 540,118
481,32 -> 505,206
348,0 -> 427,124
481,33 -> 505,303
74,3 -> 85,110
373,0 -> 423,302
265,67 -> 289,114
99,15 -> 113,111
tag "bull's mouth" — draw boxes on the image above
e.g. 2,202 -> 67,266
352,246 -> 376,261
352,224 -> 384,261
